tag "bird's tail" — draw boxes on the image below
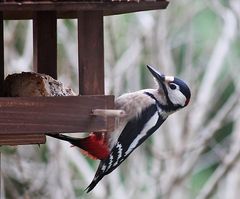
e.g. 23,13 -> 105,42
85,175 -> 104,193
47,133 -> 110,160
85,158 -> 110,193
47,133 -> 74,142
47,133 -> 85,146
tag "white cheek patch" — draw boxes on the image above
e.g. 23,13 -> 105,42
165,76 -> 174,82
168,89 -> 187,107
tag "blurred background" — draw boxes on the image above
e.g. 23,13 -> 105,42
1,0 -> 240,198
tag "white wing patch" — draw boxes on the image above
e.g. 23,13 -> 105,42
101,164 -> 107,172
107,155 -> 114,170
113,142 -> 123,166
125,112 -> 159,156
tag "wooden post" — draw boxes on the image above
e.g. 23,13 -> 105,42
0,11 -> 3,191
78,11 -> 104,95
78,11 -> 114,131
31,11 -> 57,145
0,12 -> 4,97
33,11 -> 57,79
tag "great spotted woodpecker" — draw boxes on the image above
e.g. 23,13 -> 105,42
48,65 -> 191,192
84,65 -> 191,192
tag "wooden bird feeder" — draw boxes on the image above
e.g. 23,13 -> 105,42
0,0 -> 168,146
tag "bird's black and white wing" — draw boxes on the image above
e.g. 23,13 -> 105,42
86,97 -> 166,192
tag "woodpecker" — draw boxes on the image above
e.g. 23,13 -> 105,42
85,65 -> 191,192
48,65 -> 191,192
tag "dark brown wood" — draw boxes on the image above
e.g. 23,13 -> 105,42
0,12 -> 3,97
0,1 -> 169,19
106,95 -> 115,132
0,96 -> 114,134
78,11 -> 104,95
33,11 -> 57,79
32,11 -> 57,145
103,1 -> 169,16
0,134 -> 46,145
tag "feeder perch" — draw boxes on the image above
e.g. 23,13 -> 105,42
92,109 -> 126,118
0,0 -> 169,146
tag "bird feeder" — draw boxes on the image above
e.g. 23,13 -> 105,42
0,0 -> 169,146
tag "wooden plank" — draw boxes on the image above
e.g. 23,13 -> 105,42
78,11 -> 104,95
0,1 -> 169,19
33,11 -> 57,79
0,134 -> 46,145
0,95 -> 114,134
0,12 -> 3,97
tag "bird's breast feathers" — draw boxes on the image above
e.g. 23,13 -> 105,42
115,89 -> 167,119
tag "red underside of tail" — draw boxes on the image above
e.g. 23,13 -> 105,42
77,133 -> 110,160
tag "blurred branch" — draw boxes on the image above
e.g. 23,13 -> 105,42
190,5 -> 237,133
181,92 -> 239,173
113,38 -> 142,95
196,119 -> 240,199
230,0 -> 240,21
60,141 -> 106,198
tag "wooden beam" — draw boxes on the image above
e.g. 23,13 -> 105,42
0,134 -> 46,145
0,12 -> 3,97
33,11 -> 57,79
0,96 -> 114,134
78,11 -> 104,95
103,1 -> 169,16
0,1 -> 169,13
0,1 -> 169,19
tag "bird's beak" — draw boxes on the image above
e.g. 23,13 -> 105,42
147,65 -> 175,83
147,65 -> 165,83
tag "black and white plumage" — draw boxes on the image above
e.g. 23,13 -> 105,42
86,65 -> 191,192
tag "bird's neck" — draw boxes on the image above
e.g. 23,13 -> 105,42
144,90 -> 182,113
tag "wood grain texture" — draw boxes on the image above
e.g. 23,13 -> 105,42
0,12 -> 3,97
0,1 -> 169,19
0,96 -> 114,134
0,134 -> 46,145
32,12 -> 57,145
33,11 -> 57,79
78,11 -> 104,95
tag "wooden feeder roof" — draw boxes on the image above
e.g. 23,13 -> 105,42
0,0 -> 169,19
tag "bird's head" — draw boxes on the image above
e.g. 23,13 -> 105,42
147,65 -> 191,108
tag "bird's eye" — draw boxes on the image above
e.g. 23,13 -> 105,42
169,83 -> 177,90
